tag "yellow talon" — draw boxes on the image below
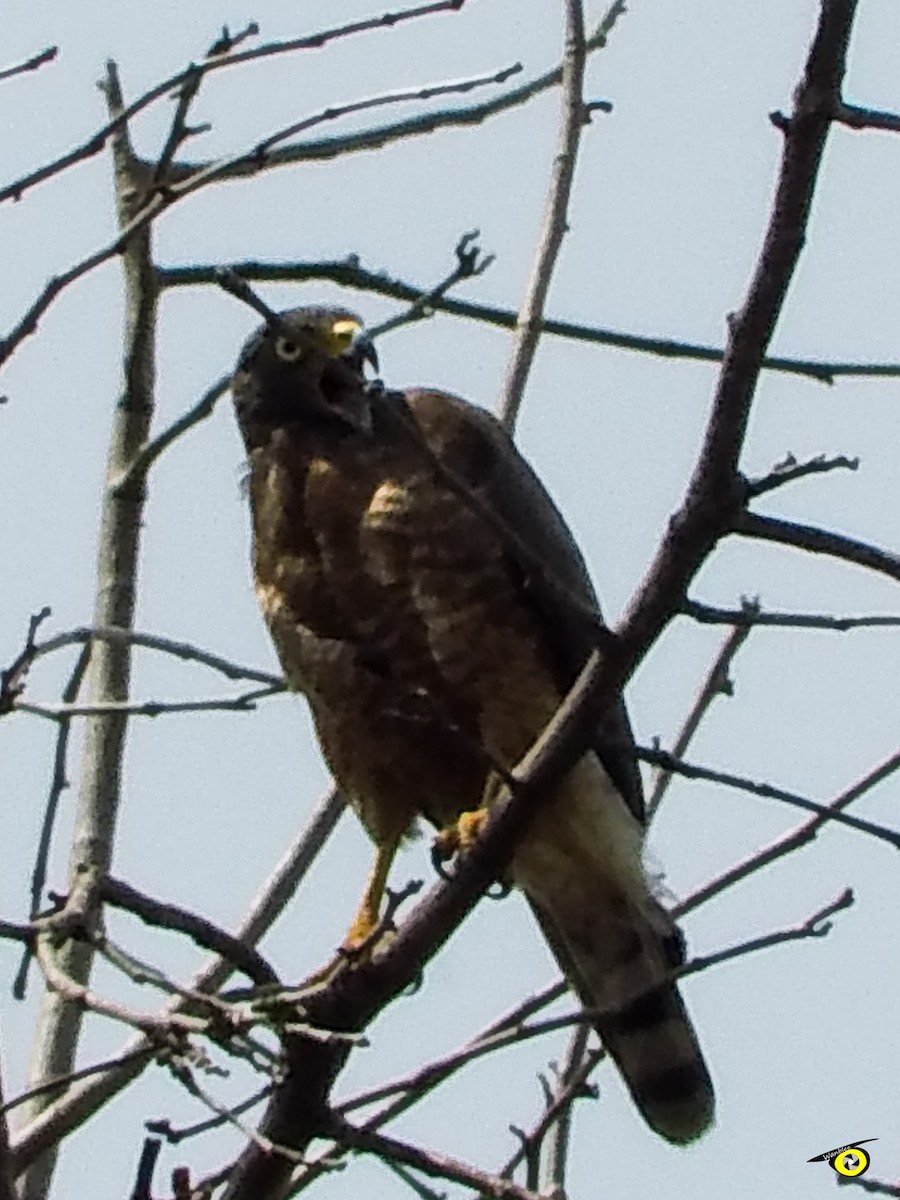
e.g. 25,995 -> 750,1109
456,806 -> 490,849
433,804 -> 491,862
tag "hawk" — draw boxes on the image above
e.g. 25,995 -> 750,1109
231,306 -> 715,1143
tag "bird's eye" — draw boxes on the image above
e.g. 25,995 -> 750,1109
274,337 -> 302,363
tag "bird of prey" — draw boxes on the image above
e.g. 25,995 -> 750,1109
231,305 -> 715,1143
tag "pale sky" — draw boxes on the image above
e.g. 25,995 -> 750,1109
1,2 -> 899,1197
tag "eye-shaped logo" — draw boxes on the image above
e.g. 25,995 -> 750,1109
808,1139 -> 877,1177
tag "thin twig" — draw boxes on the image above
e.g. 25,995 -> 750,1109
498,0 -> 597,427
159,256 -> 900,384
30,625 -> 283,687
638,744 -> 900,850
14,642 -> 91,1000
676,749 -> 900,917
541,1024 -> 591,1194
145,1085 -> 272,1145
0,2 -> 464,204
128,1136 -> 162,1200
0,66 -> 517,371
34,934 -> 206,1039
497,1048 -> 601,1184
327,1119 -> 545,1200
683,597 -> 900,631
682,889 -> 854,975
157,16 -> 618,186
0,1049 -> 151,1117
153,68 -> 208,187
18,685 -> 281,720
0,607 -> 52,714
737,511 -> 900,584
167,65 -> 523,199
10,789 -> 346,1173
646,621 -> 752,819
835,100 -> 900,133
744,451 -> 859,497
338,1000 -> 577,1119
368,231 -> 495,339
114,374 -> 229,492
0,46 -> 57,84
102,876 -> 278,987
167,1061 -> 304,1164
381,1160 -> 447,1200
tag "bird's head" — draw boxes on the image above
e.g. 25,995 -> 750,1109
232,306 -> 379,447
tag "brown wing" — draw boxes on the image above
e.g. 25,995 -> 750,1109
383,387 -> 645,821
362,387 -> 714,1143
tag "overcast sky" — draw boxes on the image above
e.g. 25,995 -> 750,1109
1,2 -> 899,1197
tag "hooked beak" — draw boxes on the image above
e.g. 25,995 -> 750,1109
344,329 -> 379,376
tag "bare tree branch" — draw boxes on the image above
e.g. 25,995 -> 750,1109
497,1046 -> 601,1187
646,621 -> 752,820
18,66 -> 160,1200
10,788 -> 345,1174
677,749 -> 900,916
0,1050 -> 150,1119
684,888 -> 854,974
0,607 -> 52,715
737,511 -> 900,584
744,450 -> 859,497
0,46 -> 57,85
31,626 -> 283,688
326,1120 -> 545,1200
145,1085 -> 273,1146
159,14 -> 620,186
33,933 -> 207,1039
101,877 -> 279,987
0,2 -> 464,204
0,56 -> 513,373
0,188 -> 168,369
109,377 -> 229,495
638,744 -> 900,849
13,642 -> 92,1000
683,597 -> 900,631
168,65 -> 522,199
18,686 -> 280,721
0,1022 -> 16,1200
835,100 -> 900,133
128,1136 -> 162,1200
498,0 -> 594,426
160,257 -> 900,383
541,1024 -> 591,1194
367,230 -> 495,339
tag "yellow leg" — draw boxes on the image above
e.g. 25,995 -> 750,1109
342,832 -> 402,951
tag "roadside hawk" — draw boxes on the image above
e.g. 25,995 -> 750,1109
231,306 -> 715,1143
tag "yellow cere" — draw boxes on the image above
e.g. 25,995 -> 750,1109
326,318 -> 362,356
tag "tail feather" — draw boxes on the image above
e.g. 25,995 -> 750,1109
500,749 -> 714,1142
529,893 -> 714,1143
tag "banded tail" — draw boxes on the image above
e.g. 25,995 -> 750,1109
530,893 -> 714,1143
511,753 -> 715,1144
